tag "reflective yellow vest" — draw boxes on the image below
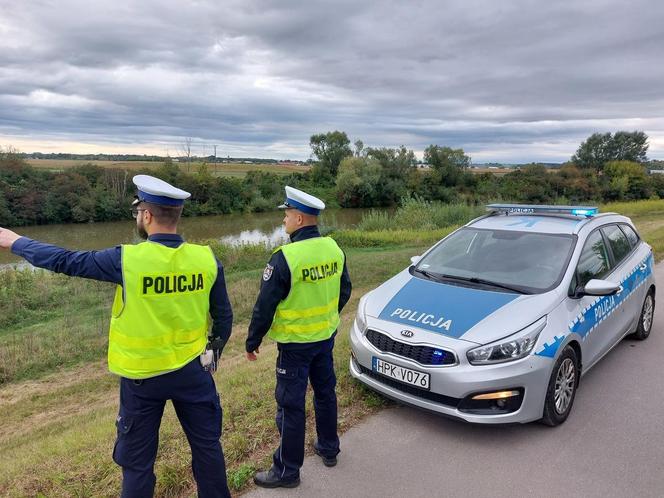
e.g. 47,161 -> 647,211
268,236 -> 345,344
108,241 -> 217,379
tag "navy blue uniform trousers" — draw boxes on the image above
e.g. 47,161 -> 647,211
113,358 -> 231,498
272,335 -> 339,481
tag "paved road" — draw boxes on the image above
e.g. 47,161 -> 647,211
244,264 -> 664,498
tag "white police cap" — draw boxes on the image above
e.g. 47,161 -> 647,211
278,186 -> 325,215
132,174 -> 191,207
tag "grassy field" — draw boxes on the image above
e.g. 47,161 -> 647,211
25,159 -> 310,178
1,199 -> 664,497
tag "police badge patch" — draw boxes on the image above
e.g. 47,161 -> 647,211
263,263 -> 274,281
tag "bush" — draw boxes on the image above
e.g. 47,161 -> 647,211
357,198 -> 483,231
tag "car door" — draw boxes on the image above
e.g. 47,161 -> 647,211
567,229 -> 622,369
618,223 -> 652,326
598,224 -> 639,350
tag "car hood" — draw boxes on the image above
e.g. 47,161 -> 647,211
365,268 -> 562,345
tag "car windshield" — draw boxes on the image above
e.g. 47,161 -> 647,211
415,227 -> 575,294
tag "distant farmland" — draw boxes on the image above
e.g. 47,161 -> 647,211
25,159 -> 311,177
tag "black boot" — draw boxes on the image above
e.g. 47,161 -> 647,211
253,469 -> 300,488
313,442 -> 338,467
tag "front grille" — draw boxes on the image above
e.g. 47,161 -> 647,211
365,329 -> 456,366
359,365 -> 460,408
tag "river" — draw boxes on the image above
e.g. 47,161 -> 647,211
0,208 -> 377,266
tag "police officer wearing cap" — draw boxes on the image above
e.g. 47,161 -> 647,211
0,175 -> 233,498
246,186 -> 352,488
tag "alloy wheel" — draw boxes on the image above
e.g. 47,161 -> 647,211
642,294 -> 654,332
554,358 -> 576,414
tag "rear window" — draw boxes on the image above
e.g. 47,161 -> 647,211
602,225 -> 632,264
619,224 -> 640,248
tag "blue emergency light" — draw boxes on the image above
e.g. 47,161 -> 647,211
486,204 -> 598,217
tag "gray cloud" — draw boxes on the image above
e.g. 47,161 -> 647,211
1,0 -> 663,162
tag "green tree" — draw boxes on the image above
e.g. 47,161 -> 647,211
424,145 -> 472,188
571,131 -> 648,172
335,157 -> 384,207
424,145 -> 471,171
155,157 -> 182,185
603,160 -> 650,200
354,139 -> 365,157
309,131 -> 352,180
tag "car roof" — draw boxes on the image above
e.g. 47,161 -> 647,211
469,211 -> 629,235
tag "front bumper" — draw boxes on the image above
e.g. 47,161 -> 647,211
349,319 -> 553,424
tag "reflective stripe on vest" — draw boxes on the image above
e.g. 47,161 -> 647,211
108,241 -> 217,379
268,236 -> 344,344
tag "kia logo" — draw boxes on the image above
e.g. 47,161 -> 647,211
401,330 -> 414,338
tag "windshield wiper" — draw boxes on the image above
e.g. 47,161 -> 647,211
413,267 -> 441,280
438,274 -> 530,295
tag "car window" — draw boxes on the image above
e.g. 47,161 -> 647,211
576,230 -> 610,287
620,224 -> 640,248
602,224 -> 632,264
416,227 -> 575,293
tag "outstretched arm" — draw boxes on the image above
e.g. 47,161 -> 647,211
0,228 -> 122,284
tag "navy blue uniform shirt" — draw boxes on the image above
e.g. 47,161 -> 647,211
11,233 -> 233,351
246,225 -> 352,352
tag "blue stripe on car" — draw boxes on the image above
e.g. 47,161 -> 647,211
378,277 -> 519,338
535,252 -> 653,358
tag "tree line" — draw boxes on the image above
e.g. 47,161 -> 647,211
1,131 -> 663,227
313,130 -> 664,207
0,153 -> 315,226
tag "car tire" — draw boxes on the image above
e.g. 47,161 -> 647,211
630,289 -> 655,340
540,345 -> 579,427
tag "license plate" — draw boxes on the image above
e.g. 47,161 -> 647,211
372,357 -> 430,390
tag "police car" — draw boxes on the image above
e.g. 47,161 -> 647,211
349,204 -> 656,425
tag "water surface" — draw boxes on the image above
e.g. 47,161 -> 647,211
1,208 -> 376,265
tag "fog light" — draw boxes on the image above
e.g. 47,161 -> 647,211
471,390 -> 520,400
459,388 -> 524,415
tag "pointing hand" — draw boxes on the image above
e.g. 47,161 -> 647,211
0,227 -> 20,250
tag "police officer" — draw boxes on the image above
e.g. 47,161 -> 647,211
0,175 -> 232,498
246,186 -> 352,488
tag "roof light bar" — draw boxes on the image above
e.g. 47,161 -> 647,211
486,204 -> 598,217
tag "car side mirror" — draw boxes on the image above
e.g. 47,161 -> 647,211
410,255 -> 421,265
579,279 -> 621,297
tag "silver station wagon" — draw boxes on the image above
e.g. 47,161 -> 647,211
349,204 -> 656,425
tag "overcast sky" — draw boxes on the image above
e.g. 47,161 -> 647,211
1,0 -> 663,162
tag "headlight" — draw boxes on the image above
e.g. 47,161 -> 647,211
354,295 -> 369,333
467,316 -> 546,365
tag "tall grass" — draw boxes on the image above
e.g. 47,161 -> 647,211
357,198 -> 483,231
600,198 -> 664,218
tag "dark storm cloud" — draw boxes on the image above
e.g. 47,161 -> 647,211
1,0 -> 663,161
